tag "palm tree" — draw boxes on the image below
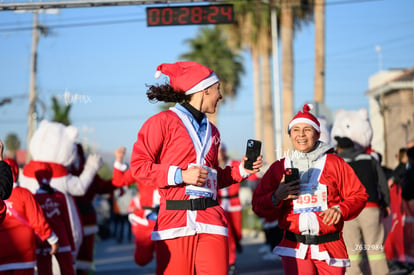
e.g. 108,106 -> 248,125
314,0 -> 325,103
51,95 -> 71,126
278,0 -> 313,151
220,1 -> 277,162
5,133 -> 21,159
219,1 -> 313,159
179,26 -> 244,125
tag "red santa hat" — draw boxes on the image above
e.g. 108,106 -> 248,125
288,104 -> 320,133
154,61 -> 219,95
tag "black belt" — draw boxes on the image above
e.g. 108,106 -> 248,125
218,194 -> 239,199
284,230 -> 340,245
142,206 -> 160,213
166,198 -> 219,211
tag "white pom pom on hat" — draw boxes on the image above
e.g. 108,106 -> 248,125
154,70 -> 162,79
288,103 -> 321,132
154,61 -> 219,95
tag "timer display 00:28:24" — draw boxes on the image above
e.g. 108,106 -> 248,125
146,4 -> 234,26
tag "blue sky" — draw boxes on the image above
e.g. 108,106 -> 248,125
1,0 -> 413,159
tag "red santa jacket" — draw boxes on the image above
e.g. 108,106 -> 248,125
35,190 -> 75,254
74,175 -> 115,236
130,108 -> 245,240
252,153 -> 368,267
0,186 -> 57,271
113,167 -> 159,225
218,160 -> 242,213
385,182 -> 414,263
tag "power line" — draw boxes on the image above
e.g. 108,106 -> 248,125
0,16 -> 146,32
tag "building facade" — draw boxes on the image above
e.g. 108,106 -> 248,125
366,68 -> 414,168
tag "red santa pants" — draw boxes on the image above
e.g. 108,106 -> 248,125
37,252 -> 75,275
225,210 -> 242,265
131,221 -> 156,266
76,233 -> 95,272
281,249 -> 346,275
155,233 -> 228,275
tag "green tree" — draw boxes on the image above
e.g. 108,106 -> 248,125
179,26 -> 244,125
51,96 -> 71,126
222,0 -> 313,157
220,1 -> 276,161
5,132 -> 21,159
278,0 -> 313,151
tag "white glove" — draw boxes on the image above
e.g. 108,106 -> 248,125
85,153 -> 102,172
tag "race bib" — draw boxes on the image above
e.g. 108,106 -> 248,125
185,164 -> 218,199
293,183 -> 328,214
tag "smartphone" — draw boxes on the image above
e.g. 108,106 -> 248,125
244,139 -> 262,170
284,168 -> 300,184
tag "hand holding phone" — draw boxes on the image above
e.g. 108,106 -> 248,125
244,139 -> 262,170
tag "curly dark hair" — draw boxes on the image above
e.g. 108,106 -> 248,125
146,84 -> 192,103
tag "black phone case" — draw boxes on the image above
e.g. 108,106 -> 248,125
244,139 -> 262,170
284,168 -> 299,183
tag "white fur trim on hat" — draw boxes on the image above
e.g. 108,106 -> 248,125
184,73 -> 219,95
288,118 -> 321,132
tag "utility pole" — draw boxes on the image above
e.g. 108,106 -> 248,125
26,11 -> 39,162
271,3 -> 282,160
314,0 -> 325,103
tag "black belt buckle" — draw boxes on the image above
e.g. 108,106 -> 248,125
303,235 -> 318,245
190,198 -> 206,210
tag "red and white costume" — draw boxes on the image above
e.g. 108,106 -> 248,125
217,160 -> 242,266
130,106 -> 248,275
18,120 -> 101,262
74,175 -> 115,272
112,165 -> 160,266
0,186 -> 58,273
35,189 -> 75,275
252,152 -> 368,269
131,107 -> 246,239
384,182 -> 414,263
20,161 -> 98,258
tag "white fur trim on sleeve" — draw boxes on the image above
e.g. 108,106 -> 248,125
168,166 -> 180,186
47,232 -> 59,245
239,162 -> 250,179
114,161 -> 128,172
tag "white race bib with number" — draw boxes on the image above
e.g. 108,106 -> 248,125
185,163 -> 218,199
293,183 -> 328,214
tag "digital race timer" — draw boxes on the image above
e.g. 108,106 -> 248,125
146,4 -> 234,26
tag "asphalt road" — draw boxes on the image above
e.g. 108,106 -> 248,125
94,229 -> 285,275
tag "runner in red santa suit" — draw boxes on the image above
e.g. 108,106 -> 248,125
385,145 -> 414,272
252,104 -> 368,275
130,61 -> 263,275
217,144 -> 243,275
69,143 -> 116,275
0,158 -> 59,275
19,121 -> 102,261
112,146 -> 160,267
33,162 -> 75,275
